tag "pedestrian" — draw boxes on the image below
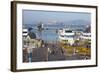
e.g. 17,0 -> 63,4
60,48 -> 64,55
27,48 -> 33,62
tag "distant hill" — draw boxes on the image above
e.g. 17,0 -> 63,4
23,20 -> 90,31
63,20 -> 90,26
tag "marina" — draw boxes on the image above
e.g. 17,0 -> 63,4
22,10 -> 91,63
22,23 -> 91,62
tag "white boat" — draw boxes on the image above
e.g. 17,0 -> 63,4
58,28 -> 91,45
80,32 -> 91,40
23,28 -> 28,37
58,28 -> 75,45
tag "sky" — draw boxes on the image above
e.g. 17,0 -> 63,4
22,10 -> 91,25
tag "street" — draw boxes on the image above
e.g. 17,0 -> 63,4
23,43 -> 90,62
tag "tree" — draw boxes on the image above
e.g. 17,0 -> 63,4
28,27 -> 33,32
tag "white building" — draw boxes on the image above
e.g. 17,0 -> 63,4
22,28 -> 43,49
